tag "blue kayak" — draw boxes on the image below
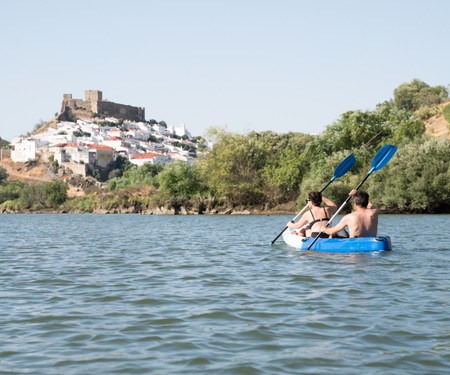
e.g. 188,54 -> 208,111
282,230 -> 392,253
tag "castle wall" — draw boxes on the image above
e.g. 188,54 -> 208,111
60,91 -> 144,121
97,102 -> 145,121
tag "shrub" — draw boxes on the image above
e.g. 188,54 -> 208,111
368,137 -> 450,212
415,105 -> 442,120
42,180 -> 68,206
19,184 -> 44,208
0,181 -> 24,204
443,104 -> 450,123
0,166 -> 8,184
108,162 -> 163,191
19,180 -> 68,208
158,162 -> 206,198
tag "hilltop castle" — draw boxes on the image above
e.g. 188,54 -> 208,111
60,90 -> 145,122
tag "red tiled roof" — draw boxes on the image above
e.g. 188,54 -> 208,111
131,152 -> 165,159
106,136 -> 123,141
89,145 -> 114,151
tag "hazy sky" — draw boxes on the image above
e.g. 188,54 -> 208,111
1,0 -> 449,141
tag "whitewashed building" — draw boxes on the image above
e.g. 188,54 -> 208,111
130,152 -> 170,166
11,138 -> 37,162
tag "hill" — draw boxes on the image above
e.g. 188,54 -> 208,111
424,101 -> 450,139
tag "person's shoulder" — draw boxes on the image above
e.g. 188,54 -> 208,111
369,207 -> 379,215
343,212 -> 357,221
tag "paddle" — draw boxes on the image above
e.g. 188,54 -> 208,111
270,153 -> 356,244
306,144 -> 397,250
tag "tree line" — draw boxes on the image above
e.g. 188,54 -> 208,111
1,79 -> 449,213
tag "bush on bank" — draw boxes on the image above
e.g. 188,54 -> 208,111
0,179 -> 68,210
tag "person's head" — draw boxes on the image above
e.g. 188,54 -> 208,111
307,191 -> 322,207
353,190 -> 369,208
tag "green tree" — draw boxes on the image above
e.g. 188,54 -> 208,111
368,137 -> 450,212
19,184 -> 44,208
42,180 -> 68,206
108,162 -> 163,191
197,143 -> 207,152
0,137 -> 10,148
0,181 -> 24,204
148,135 -> 162,143
443,104 -> 450,123
200,128 -> 312,204
305,104 -> 424,165
394,79 -> 448,111
0,166 -> 8,184
158,162 -> 205,198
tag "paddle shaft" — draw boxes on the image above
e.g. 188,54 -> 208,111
270,179 -> 333,244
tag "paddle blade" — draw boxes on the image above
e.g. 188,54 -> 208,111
371,145 -> 397,172
333,154 -> 356,178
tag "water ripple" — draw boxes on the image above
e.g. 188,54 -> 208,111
0,214 -> 449,374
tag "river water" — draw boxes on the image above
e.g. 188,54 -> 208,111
0,214 -> 449,374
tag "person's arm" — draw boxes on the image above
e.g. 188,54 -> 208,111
323,216 -> 349,236
322,195 -> 337,215
287,214 -> 308,229
322,195 -> 336,208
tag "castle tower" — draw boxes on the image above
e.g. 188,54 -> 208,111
85,90 -> 103,102
85,90 -> 103,114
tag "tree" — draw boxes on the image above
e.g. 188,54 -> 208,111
0,166 -> 8,184
19,184 -> 44,208
443,104 -> 450,123
199,127 -> 312,204
33,119 -> 46,132
108,162 -> 164,191
394,79 -> 448,111
305,104 -> 425,166
42,180 -> 68,206
158,162 -> 205,198
0,181 -> 24,204
368,137 -> 450,212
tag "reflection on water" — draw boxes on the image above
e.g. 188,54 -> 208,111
0,214 -> 449,374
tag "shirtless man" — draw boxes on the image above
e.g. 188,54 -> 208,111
324,190 -> 378,238
286,191 -> 337,238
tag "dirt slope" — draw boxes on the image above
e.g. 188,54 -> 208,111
424,101 -> 450,139
0,158 -> 51,184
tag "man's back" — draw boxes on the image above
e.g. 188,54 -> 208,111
323,190 -> 378,238
345,207 -> 378,237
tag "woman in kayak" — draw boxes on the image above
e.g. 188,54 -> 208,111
286,191 -> 337,238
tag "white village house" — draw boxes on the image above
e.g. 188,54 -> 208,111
10,117 -> 208,175
130,152 -> 171,166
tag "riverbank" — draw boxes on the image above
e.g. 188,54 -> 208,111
0,197 -> 299,215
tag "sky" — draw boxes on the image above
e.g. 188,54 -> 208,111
0,0 -> 449,141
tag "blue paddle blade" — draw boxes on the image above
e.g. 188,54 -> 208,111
333,154 -> 356,178
371,145 -> 397,171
